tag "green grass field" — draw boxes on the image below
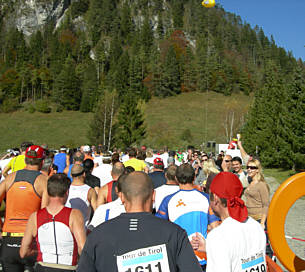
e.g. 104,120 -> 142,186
0,92 -> 252,152
143,92 -> 252,149
0,111 -> 93,152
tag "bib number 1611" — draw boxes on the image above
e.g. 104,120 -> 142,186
245,264 -> 266,272
125,262 -> 162,272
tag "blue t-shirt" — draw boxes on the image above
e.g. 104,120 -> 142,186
53,153 -> 67,173
156,189 -> 219,265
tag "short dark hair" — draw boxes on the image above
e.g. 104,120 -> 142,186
21,142 -> 33,152
165,165 -> 177,181
121,172 -> 153,203
117,173 -> 128,193
111,153 -> 120,164
128,148 -> 137,157
209,192 -> 227,207
125,166 -> 135,174
73,151 -> 84,162
136,150 -> 146,160
83,159 -> 94,172
232,156 -> 242,164
112,162 -> 125,177
176,163 -> 195,184
25,156 -> 43,166
48,174 -> 70,197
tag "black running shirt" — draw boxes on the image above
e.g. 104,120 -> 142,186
77,212 -> 202,272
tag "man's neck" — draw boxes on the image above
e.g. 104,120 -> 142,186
123,199 -> 152,213
72,178 -> 85,185
219,209 -> 230,221
166,180 -> 178,185
179,183 -> 194,190
46,197 -> 65,216
25,165 -> 40,171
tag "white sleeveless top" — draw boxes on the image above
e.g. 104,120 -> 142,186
66,184 -> 91,226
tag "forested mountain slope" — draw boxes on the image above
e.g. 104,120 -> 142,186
0,0 -> 304,168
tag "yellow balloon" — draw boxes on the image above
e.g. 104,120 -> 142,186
202,0 -> 215,8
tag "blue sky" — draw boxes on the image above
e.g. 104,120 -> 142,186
218,0 -> 305,61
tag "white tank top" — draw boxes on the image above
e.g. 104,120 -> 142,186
66,184 -> 91,226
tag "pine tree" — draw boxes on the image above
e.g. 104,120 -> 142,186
286,65 -> 305,169
158,45 -> 181,97
53,55 -> 81,110
242,61 -> 287,167
114,93 -> 146,148
80,61 -> 98,112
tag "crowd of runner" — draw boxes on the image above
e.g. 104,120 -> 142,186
0,141 -> 273,272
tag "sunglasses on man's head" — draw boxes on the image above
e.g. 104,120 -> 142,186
247,166 -> 258,170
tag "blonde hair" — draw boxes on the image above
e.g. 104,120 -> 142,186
146,148 -> 153,158
202,159 -> 220,176
247,159 -> 270,192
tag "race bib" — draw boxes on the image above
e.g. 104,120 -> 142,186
241,251 -> 267,272
117,244 -> 170,272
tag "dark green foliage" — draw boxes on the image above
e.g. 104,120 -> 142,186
242,61 -> 305,169
35,99 -> 51,113
80,61 -> 98,112
114,93 -> 146,148
158,45 -> 181,97
0,0 -> 304,160
70,0 -> 89,19
1,98 -> 19,113
53,55 -> 81,110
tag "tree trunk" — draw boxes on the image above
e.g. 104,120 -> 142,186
20,77 -> 24,104
103,103 -> 107,146
107,94 -> 115,151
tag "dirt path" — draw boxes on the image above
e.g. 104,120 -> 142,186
266,176 -> 305,271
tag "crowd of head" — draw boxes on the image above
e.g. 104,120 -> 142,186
0,140 -> 276,272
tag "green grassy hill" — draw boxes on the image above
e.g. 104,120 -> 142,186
0,92 -> 252,152
0,111 -> 93,152
143,92 -> 252,149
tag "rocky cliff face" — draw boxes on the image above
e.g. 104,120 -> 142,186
2,0 -> 72,35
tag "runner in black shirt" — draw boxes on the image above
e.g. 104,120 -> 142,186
83,159 -> 100,191
77,172 -> 202,272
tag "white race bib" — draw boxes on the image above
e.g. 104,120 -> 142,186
241,251 -> 267,272
117,244 -> 170,272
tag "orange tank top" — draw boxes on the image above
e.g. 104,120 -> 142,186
3,169 -> 42,233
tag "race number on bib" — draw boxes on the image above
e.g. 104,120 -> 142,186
241,251 -> 267,272
117,244 -> 170,272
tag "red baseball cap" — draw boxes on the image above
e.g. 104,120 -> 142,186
153,157 -> 164,166
25,145 -> 46,159
210,172 -> 248,222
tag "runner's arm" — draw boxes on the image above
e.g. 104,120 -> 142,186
96,185 -> 108,206
38,176 -> 49,209
20,212 -> 37,258
0,178 -> 6,203
66,155 -> 70,169
70,209 -> 86,255
2,163 -> 11,178
88,188 -> 97,211
63,165 -> 69,175
237,140 -> 249,163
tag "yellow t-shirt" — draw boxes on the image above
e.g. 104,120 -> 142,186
7,154 -> 26,172
123,158 -> 146,172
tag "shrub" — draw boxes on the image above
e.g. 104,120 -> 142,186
1,98 -> 19,113
35,100 -> 51,113
55,104 -> 64,112
27,104 -> 36,113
